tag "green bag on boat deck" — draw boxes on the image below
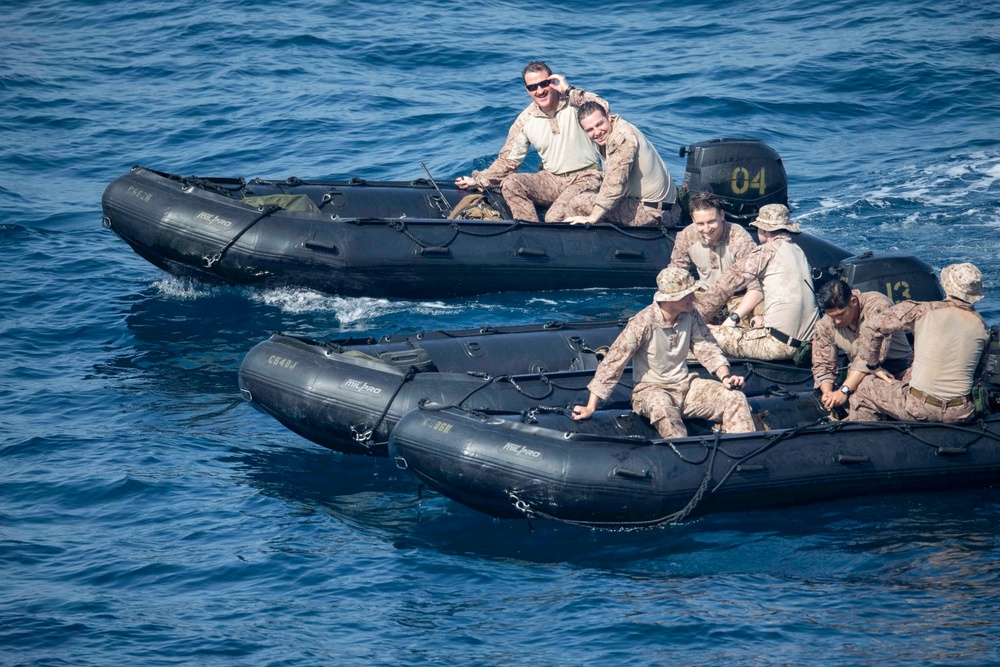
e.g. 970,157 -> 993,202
792,341 -> 813,368
242,194 -> 322,213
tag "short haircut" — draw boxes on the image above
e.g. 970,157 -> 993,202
522,61 -> 552,82
576,100 -> 608,124
817,279 -> 853,311
687,191 -> 724,215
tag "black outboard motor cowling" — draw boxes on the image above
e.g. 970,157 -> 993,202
837,251 -> 944,303
680,138 -> 788,222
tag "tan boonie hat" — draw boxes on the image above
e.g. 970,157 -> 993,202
653,266 -> 698,302
940,262 -> 984,303
750,203 -> 800,233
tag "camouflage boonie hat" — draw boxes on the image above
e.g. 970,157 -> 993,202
750,203 -> 799,233
653,266 -> 698,302
940,263 -> 984,303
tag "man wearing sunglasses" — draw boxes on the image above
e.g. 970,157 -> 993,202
562,102 -> 679,228
454,61 -> 608,222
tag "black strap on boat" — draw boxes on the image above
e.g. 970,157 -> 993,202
202,204 -> 282,269
349,366 -> 416,448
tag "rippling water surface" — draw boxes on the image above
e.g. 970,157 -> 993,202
3,0 -> 1000,664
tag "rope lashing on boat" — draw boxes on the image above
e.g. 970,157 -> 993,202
570,221 -> 673,241
507,427 -> 726,530
202,204 -> 282,269
416,375 -> 507,413
847,418 -> 1000,452
508,418 -> 834,531
425,318 -> 625,339
707,419 -> 827,494
349,366 -> 417,447
522,405 -> 575,422
384,219 -> 530,251
416,372 -> 561,414
387,219 -> 462,249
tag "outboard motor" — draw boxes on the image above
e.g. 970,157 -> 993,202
836,251 -> 944,302
679,138 -> 787,222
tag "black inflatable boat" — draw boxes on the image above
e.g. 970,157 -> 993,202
237,250 -> 945,456
104,138 -> 794,298
388,372 -> 1000,528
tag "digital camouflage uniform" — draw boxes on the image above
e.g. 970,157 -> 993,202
811,289 -> 913,390
586,302 -> 754,439
697,235 -> 818,361
849,298 -> 989,423
564,115 -> 679,227
670,221 -> 760,320
669,221 -> 759,289
471,88 -> 607,222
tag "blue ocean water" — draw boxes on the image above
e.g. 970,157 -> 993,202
2,0 -> 1000,664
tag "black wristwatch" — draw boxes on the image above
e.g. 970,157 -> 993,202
728,312 -> 741,324
839,384 -> 852,396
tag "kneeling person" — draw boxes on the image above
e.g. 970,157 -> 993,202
848,263 -> 989,424
572,267 -> 754,439
696,204 -> 819,361
812,279 -> 912,412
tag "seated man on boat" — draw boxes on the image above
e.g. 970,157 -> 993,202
812,279 -> 913,414
454,61 -> 607,223
561,102 -> 680,227
845,263 -> 989,424
667,191 -> 759,321
571,266 -> 754,439
695,204 -> 819,361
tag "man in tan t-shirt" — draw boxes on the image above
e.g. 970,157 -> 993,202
571,266 -> 754,439
454,61 -> 607,222
845,263 -> 989,424
696,204 -> 820,361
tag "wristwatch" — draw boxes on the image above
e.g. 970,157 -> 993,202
839,384 -> 852,396
728,312 -> 741,324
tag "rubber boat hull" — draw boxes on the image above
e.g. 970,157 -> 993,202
237,250 -> 944,456
388,402 -> 1000,528
101,138 -> 830,298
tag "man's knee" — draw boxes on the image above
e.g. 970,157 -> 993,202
501,175 -> 530,197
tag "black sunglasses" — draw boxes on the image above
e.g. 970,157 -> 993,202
525,79 -> 555,92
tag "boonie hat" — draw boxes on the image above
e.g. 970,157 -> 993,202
750,203 -> 799,233
653,267 -> 698,302
940,262 -> 984,303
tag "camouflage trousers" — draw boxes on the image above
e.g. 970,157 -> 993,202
849,376 -> 975,424
631,373 -> 755,439
695,291 -> 765,325
500,169 -> 601,222
707,325 -> 797,361
565,193 -> 682,227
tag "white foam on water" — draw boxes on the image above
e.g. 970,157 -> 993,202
151,275 -> 217,299
250,286 -> 462,329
